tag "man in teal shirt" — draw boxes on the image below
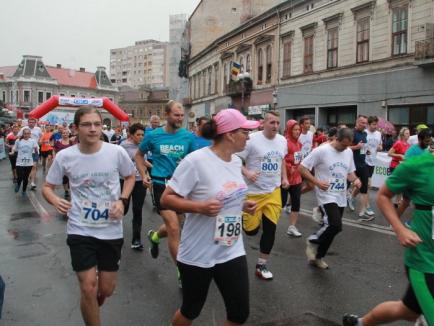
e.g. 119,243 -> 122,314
405,129 -> 432,159
135,101 -> 194,272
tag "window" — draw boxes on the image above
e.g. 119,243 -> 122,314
303,36 -> 314,73
266,46 -> 272,83
202,71 -> 206,97
387,105 -> 434,131
257,49 -> 263,83
60,93 -> 65,96
38,91 -> 44,103
10,91 -> 13,103
70,94 -> 76,98
46,92 -> 51,100
357,17 -> 370,63
16,90 -> 18,103
214,64 -> 219,94
239,56 -> 244,73
327,27 -> 339,68
246,54 -> 251,73
2,91 -> 5,103
223,63 -> 228,87
282,40 -> 291,77
392,7 -> 408,55
199,73 -> 202,97
24,90 -> 30,102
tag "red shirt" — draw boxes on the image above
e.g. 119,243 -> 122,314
390,140 -> 410,168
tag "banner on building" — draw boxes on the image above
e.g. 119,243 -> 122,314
371,152 -> 392,188
231,61 -> 241,80
0,138 -> 6,160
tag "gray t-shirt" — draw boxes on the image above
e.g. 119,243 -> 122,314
120,140 -> 146,181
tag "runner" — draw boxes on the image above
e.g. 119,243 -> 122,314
5,125 -> 19,183
42,107 -> 135,326
405,129 -> 432,159
193,116 -> 212,150
53,128 -> 74,199
18,118 -> 42,190
408,124 -> 428,146
120,123 -> 147,250
110,128 -> 122,145
11,127 -> 39,196
40,125 -> 54,173
160,108 -> 258,325
388,127 -> 411,174
343,151 -> 434,326
299,116 -> 314,159
145,115 -> 161,208
282,119 -> 303,237
238,111 -> 288,280
135,100 -> 195,264
299,128 -> 361,269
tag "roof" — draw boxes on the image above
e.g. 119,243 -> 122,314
46,66 -> 98,89
0,66 -> 18,79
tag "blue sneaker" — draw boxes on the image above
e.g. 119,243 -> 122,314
21,191 -> 27,197
14,184 -> 20,193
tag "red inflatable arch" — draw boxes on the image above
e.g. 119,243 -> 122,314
29,95 -> 129,122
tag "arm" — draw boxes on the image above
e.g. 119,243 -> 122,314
109,173 -> 135,219
388,147 -> 404,160
160,186 -> 222,217
241,165 -> 259,183
281,160 -> 289,189
347,172 -> 361,189
376,185 -> 422,247
349,141 -> 363,151
134,149 -> 151,187
298,165 -> 329,191
42,182 -> 72,214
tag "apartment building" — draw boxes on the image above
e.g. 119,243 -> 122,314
110,40 -> 169,89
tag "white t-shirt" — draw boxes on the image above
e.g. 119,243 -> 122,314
168,147 -> 247,268
237,131 -> 287,194
301,143 -> 355,207
408,134 -> 418,146
18,126 -> 42,143
299,131 -> 314,158
365,130 -> 382,166
120,140 -> 146,181
103,129 -> 115,141
46,142 -> 135,240
14,139 -> 39,167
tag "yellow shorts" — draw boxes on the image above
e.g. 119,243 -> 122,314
242,187 -> 282,232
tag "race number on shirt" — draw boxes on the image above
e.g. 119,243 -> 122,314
294,151 -> 303,164
328,178 -> 345,192
80,200 -> 112,227
260,157 -> 280,176
214,215 -> 242,246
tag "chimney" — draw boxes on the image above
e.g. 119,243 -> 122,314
56,64 -> 62,68
79,67 -> 85,72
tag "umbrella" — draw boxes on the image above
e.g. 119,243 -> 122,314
377,117 -> 395,135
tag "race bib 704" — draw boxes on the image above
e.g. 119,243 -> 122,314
80,200 -> 112,227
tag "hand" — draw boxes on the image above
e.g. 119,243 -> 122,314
396,227 -> 422,248
315,180 -> 329,191
109,200 -> 124,220
352,178 -> 362,189
198,199 -> 222,217
243,200 -> 257,215
281,179 -> 290,189
355,141 -> 364,150
53,196 -> 72,215
142,176 -> 152,188
244,169 -> 260,183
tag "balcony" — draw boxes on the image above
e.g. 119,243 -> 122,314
225,77 -> 253,97
414,38 -> 434,67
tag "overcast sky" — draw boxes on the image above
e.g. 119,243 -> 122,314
1,0 -> 200,71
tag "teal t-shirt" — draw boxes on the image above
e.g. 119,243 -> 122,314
139,127 -> 195,184
404,144 -> 426,159
193,134 -> 212,150
386,152 -> 434,273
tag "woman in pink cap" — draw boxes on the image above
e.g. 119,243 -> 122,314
161,109 -> 258,326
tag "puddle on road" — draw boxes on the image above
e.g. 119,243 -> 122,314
7,228 -> 40,242
10,242 -> 50,259
10,211 -> 39,221
255,312 -> 339,326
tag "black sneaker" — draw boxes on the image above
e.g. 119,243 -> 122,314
147,230 -> 159,259
342,314 -> 360,326
131,240 -> 144,251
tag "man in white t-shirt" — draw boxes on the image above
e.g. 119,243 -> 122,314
19,118 -> 42,190
408,124 -> 429,146
42,107 -> 135,325
298,116 -> 314,159
237,111 -> 289,280
365,116 -> 382,215
299,128 -> 361,269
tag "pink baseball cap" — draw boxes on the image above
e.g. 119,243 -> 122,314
214,109 -> 260,135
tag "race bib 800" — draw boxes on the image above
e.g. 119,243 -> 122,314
260,158 -> 280,176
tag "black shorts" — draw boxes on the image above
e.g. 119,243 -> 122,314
367,165 -> 375,178
40,150 -> 53,158
66,234 -> 123,272
8,153 -> 17,169
402,266 -> 434,319
355,166 -> 369,194
152,181 -> 168,214
178,255 -> 249,324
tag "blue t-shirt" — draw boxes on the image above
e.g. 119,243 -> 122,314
353,129 -> 367,168
193,134 -> 212,150
139,127 -> 195,184
405,144 -> 426,159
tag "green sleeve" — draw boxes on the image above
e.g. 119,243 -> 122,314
385,160 -> 411,194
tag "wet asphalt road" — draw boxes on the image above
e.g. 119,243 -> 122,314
0,158 -> 413,326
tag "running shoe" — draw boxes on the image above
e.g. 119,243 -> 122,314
305,239 -> 318,262
131,240 -> 144,251
342,313 -> 360,326
415,315 -> 428,326
30,182 -> 37,190
287,225 -> 302,237
365,207 -> 375,216
348,197 -> 355,211
312,207 -> 323,224
147,230 -> 159,259
358,211 -> 375,222
255,264 -> 273,280
312,258 -> 329,269
14,184 -> 20,193
284,205 -> 291,213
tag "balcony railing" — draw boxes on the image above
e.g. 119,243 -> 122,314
415,38 -> 434,62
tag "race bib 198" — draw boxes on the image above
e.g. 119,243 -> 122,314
260,157 -> 280,176
80,200 -> 112,227
328,178 -> 345,192
214,215 -> 242,246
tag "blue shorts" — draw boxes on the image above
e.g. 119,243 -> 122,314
32,153 -> 39,163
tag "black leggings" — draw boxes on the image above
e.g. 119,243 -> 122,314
16,166 -> 32,192
244,215 -> 276,255
178,256 -> 249,324
280,183 -> 302,212
121,180 -> 147,242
